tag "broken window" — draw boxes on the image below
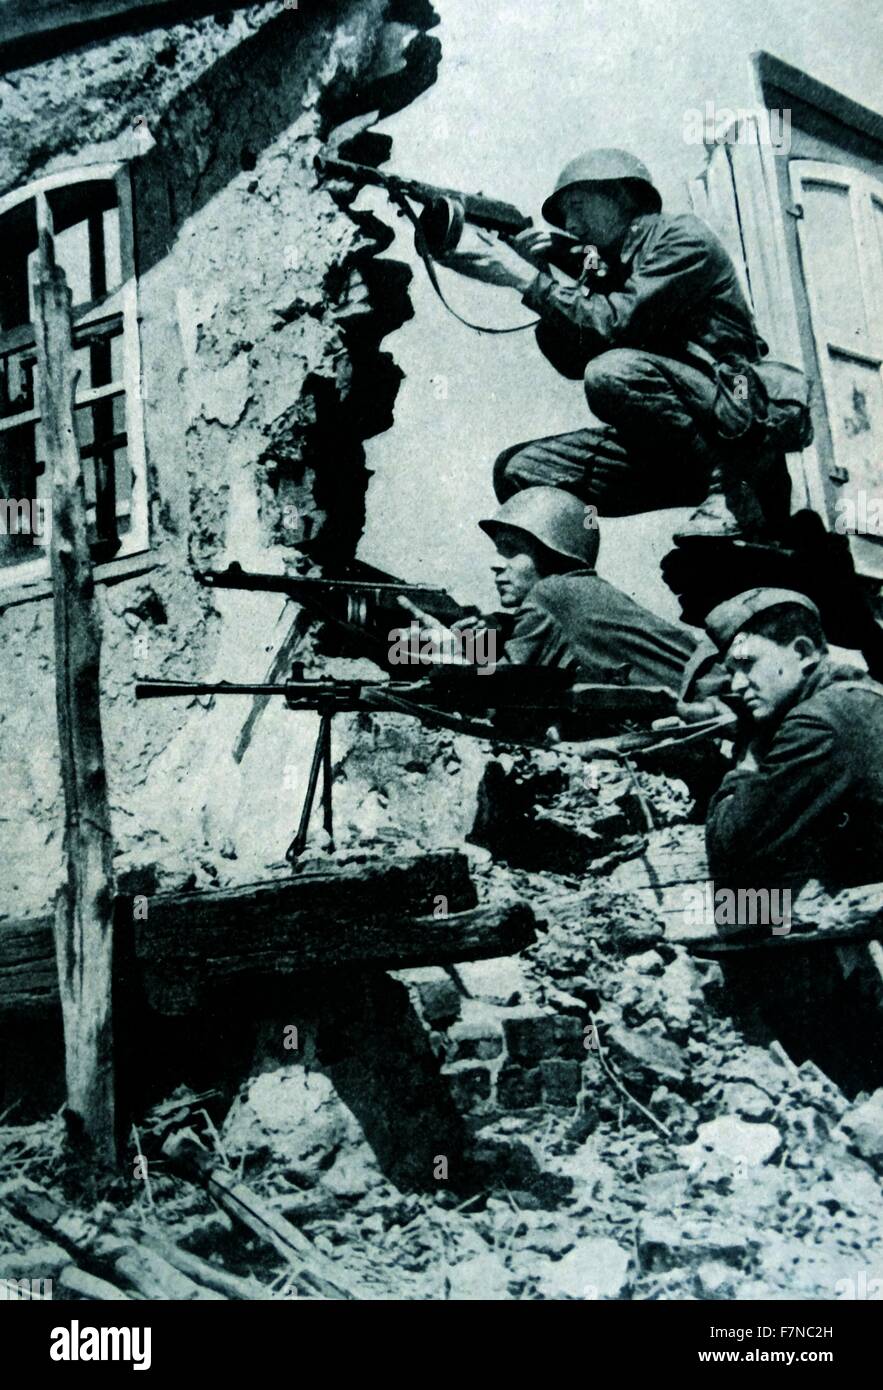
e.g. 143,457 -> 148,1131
0,165 -> 148,585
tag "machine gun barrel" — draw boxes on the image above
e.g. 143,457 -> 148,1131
316,154 -> 581,269
134,677 -> 397,706
134,673 -> 681,722
316,154 -> 532,235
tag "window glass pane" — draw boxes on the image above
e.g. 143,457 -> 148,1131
90,338 -> 112,389
74,402 -> 94,449
73,341 -> 93,388
103,208 -> 122,292
73,393 -> 128,549
109,329 -> 125,383
0,198 -> 37,332
52,219 -> 92,307
113,445 -> 131,525
801,181 -> 867,345
75,396 -> 126,451
46,180 -> 120,302
72,321 -> 123,390
0,350 -> 36,419
0,421 -> 41,567
81,454 -> 97,510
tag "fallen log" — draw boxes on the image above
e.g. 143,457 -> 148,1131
163,1131 -> 366,1300
136,1228 -> 271,1300
1,1185 -> 222,1300
91,1234 -> 224,1300
57,1266 -> 131,1300
0,855 -> 534,1016
0,1244 -> 70,1281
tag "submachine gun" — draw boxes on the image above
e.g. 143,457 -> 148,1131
200,561 -> 469,666
316,153 -> 584,270
315,154 -> 610,336
135,664 -> 731,861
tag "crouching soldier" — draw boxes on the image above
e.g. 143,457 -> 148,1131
440,148 -> 791,539
704,588 -> 883,895
467,485 -> 697,690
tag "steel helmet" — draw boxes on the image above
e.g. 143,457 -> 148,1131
542,148 -> 661,228
479,486 -> 599,567
705,588 -> 822,649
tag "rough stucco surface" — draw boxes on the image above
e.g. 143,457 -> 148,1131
0,0 -> 494,920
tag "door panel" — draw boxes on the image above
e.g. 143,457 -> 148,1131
791,161 -> 883,556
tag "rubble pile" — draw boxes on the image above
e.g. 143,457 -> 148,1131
2,760 -> 882,1300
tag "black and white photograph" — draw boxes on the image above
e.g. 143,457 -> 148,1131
0,0 -> 881,1351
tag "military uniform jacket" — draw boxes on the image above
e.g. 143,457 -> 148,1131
706,660 -> 883,892
500,568 -> 697,691
523,211 -> 765,377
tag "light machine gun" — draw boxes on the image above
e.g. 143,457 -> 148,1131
135,667 -> 732,861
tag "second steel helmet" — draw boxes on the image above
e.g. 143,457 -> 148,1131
542,148 -> 662,228
479,487 -> 599,567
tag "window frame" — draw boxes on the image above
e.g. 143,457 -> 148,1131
0,160 -> 149,592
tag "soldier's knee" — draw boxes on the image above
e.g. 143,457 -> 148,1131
584,349 -> 644,411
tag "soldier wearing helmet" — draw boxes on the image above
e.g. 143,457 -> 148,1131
703,588 -> 883,894
463,486 -> 697,689
440,147 -> 781,540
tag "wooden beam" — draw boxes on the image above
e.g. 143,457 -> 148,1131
0,852 -> 535,1017
35,228 -> 117,1165
163,1131 -> 365,1299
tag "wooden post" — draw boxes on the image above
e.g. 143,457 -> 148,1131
34,228 -> 117,1166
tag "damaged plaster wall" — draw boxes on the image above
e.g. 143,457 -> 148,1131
0,0 -> 488,919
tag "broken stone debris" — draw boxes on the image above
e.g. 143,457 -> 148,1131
4,753 -> 883,1301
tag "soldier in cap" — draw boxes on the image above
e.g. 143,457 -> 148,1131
460,486 -> 697,690
440,148 -> 783,539
703,588 -> 883,893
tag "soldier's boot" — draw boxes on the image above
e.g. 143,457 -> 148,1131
674,465 -> 767,541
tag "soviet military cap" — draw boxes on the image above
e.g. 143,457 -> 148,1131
705,588 -> 822,649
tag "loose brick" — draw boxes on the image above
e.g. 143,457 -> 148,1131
449,1032 -> 503,1063
540,1059 -> 581,1106
502,1011 -> 558,1066
448,1004 -> 505,1062
416,976 -> 461,1028
551,1015 -> 586,1061
497,1066 -> 542,1109
442,1063 -> 492,1112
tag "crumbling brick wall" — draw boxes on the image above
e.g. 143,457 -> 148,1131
0,0 -> 494,919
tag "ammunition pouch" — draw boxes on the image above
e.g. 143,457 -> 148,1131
751,359 -> 815,453
685,342 -> 814,454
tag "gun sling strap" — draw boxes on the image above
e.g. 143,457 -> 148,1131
388,186 -> 541,336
